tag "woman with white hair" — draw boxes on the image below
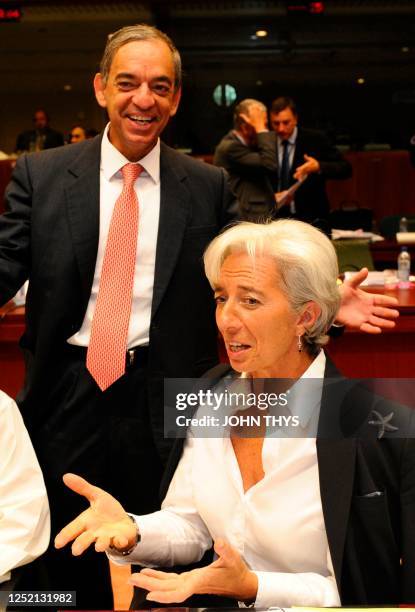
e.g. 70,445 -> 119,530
55,220 -> 414,608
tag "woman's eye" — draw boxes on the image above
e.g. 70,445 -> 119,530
214,295 -> 226,304
244,297 -> 259,306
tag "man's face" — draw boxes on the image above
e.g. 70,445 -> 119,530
34,111 -> 48,130
94,39 -> 181,161
70,127 -> 86,143
270,107 -> 297,140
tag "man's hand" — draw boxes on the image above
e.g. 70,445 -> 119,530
129,539 -> 258,604
336,268 -> 399,333
293,154 -> 320,180
275,190 -> 294,208
54,473 -> 137,555
240,105 -> 268,133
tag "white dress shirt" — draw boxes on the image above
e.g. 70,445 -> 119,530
69,123 -> 160,348
0,391 -> 50,583
110,352 -> 341,608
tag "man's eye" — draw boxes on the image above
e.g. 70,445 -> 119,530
117,82 -> 134,90
153,84 -> 171,95
214,295 -> 226,304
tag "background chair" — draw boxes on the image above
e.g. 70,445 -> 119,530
330,201 -> 373,232
333,239 -> 375,273
379,215 -> 415,239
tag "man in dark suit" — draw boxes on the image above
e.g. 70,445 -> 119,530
15,108 -> 64,152
0,24 -> 234,608
213,99 -> 278,220
270,96 -> 352,227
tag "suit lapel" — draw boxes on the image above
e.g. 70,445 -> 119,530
64,136 -> 101,312
317,357 -> 357,589
151,143 -> 191,318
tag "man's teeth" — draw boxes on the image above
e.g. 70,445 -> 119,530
129,116 -> 154,124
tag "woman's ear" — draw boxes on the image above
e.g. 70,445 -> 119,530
296,301 -> 321,335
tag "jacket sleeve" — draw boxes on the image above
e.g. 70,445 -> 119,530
214,132 -> 278,177
400,437 -> 415,603
0,154 -> 33,305
312,132 -> 352,180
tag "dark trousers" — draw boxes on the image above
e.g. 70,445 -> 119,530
21,346 -> 165,610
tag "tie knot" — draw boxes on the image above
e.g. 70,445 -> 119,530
121,163 -> 142,185
282,140 -> 289,148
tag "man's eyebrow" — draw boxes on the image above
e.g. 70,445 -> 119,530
114,73 -> 173,85
114,72 -> 135,80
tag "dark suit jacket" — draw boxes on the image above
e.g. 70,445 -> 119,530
213,130 -> 278,220
15,127 -> 64,152
0,135 -> 235,460
160,359 -> 415,606
278,127 -> 352,223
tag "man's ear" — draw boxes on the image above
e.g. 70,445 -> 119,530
296,301 -> 321,336
93,73 -> 107,109
170,86 -> 182,117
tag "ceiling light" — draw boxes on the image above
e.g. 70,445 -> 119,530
255,30 -> 268,38
356,77 -> 365,85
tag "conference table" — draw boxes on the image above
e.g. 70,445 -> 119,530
1,286 -> 415,399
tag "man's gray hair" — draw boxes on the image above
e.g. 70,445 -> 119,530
100,23 -> 182,90
204,219 -> 340,355
233,99 -> 267,129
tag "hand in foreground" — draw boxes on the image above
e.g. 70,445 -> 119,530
293,154 -> 320,180
129,539 -> 258,604
54,473 -> 137,555
336,268 -> 399,333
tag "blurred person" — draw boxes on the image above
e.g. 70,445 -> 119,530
69,125 -> 87,144
0,390 -> 50,588
214,99 -> 278,221
15,108 -> 64,153
55,220 -> 413,608
270,97 -> 352,228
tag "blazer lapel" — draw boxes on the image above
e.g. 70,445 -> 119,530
151,143 -> 191,318
64,136 -> 101,312
317,357 -> 357,589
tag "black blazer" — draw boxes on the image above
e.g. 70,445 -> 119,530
160,358 -> 415,606
213,130 -> 278,220
278,127 -> 352,223
0,135 -> 235,459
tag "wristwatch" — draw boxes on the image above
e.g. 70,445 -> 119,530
110,514 -> 141,556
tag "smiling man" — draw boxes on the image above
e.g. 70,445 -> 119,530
0,24 -> 235,608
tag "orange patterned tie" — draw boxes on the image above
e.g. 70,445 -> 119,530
87,163 -> 142,391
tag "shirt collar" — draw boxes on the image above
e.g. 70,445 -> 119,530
278,125 -> 298,147
286,350 -> 326,428
100,123 -> 160,184
240,350 -> 326,429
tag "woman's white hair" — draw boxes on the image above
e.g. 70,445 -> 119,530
204,219 -> 340,355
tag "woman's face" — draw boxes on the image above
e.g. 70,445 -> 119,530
214,252 -> 313,378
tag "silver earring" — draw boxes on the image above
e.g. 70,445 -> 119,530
297,335 -> 303,352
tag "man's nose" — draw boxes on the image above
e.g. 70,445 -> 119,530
132,83 -> 156,109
